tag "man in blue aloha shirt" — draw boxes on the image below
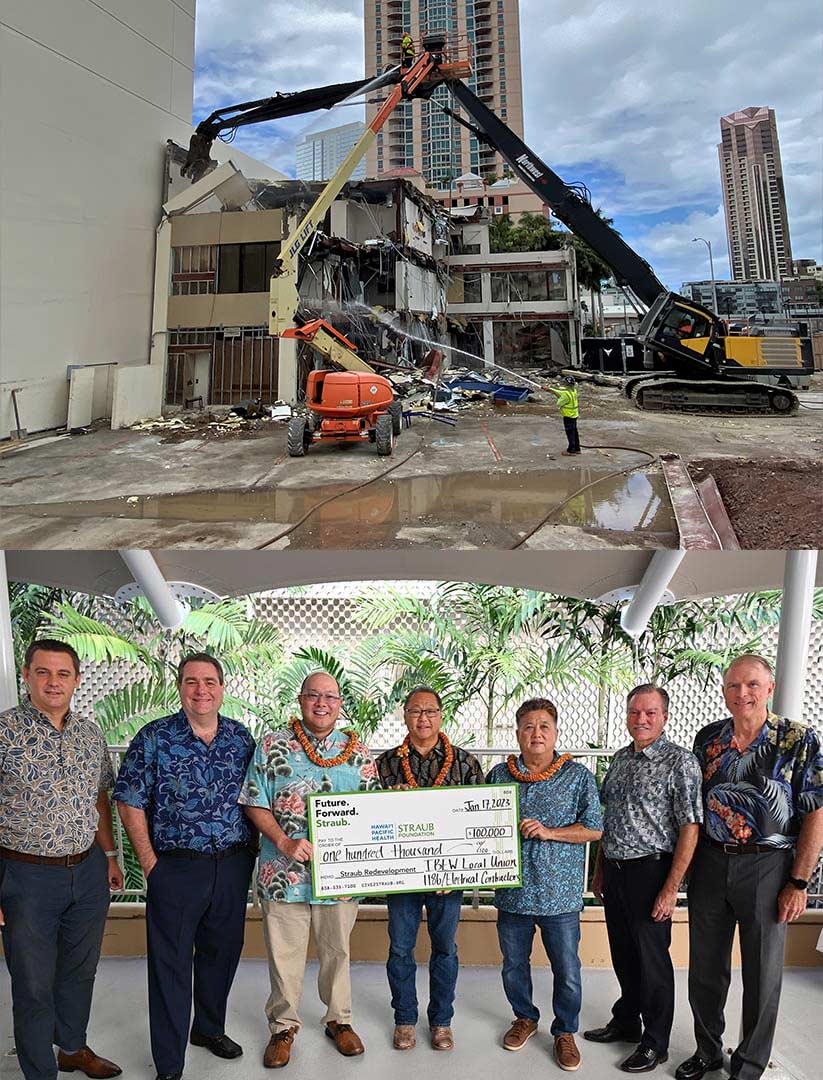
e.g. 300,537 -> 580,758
239,670 -> 379,1069
486,697 -> 603,1073
114,653 -> 256,1080
677,654 -> 823,1080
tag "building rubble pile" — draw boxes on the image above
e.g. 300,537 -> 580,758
130,402 -> 293,440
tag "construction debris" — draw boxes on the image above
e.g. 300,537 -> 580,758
130,404 -> 292,443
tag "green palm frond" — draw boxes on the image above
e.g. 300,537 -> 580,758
94,678 -> 173,741
40,603 -> 150,665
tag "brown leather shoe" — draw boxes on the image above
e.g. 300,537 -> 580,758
393,1025 -> 416,1050
503,1018 -> 538,1051
264,1028 -> 297,1069
554,1034 -> 581,1071
430,1027 -> 454,1051
57,1048 -> 122,1079
325,1022 -> 364,1057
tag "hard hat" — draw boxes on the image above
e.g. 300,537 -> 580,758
563,375 -> 576,385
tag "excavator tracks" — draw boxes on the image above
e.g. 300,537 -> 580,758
624,376 -> 799,416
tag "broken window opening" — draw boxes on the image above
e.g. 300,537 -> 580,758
217,241 -> 281,294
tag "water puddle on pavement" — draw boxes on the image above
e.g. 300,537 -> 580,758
20,467 -> 675,546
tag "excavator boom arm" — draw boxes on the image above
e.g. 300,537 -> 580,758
446,79 -> 665,308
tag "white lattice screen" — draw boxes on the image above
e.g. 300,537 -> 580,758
71,583 -> 823,751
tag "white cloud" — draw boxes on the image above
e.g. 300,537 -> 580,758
192,0 -> 823,289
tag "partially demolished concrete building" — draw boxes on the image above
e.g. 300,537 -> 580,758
447,206 -> 580,369
161,144 -> 452,407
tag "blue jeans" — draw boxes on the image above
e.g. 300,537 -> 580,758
496,908 -> 582,1036
0,847 -> 111,1080
386,891 -> 463,1027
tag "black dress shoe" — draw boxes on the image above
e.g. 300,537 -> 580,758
190,1031 -> 243,1059
675,1054 -> 724,1080
583,1020 -> 642,1043
619,1046 -> 668,1073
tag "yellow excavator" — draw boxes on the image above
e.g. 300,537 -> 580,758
183,32 -> 812,416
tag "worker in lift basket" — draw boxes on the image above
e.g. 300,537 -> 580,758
542,375 -> 580,455
401,33 -> 415,68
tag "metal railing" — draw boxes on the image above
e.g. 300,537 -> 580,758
106,745 -> 823,906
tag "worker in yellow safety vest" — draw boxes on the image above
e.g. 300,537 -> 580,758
543,374 -> 581,455
400,33 -> 415,68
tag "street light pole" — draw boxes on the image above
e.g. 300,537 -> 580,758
692,237 -> 718,314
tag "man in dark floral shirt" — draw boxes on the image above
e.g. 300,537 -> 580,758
376,686 -> 484,1053
115,653 -> 256,1080
677,655 -> 823,1080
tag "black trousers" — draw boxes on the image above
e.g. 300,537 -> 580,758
602,853 -> 674,1054
687,842 -> 791,1080
562,416 -> 580,452
0,847 -> 110,1080
146,848 -> 255,1075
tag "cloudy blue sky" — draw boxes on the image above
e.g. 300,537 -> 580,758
194,0 -> 823,291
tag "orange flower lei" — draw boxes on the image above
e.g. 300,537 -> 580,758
397,732 -> 455,787
290,718 -> 358,768
507,752 -> 573,783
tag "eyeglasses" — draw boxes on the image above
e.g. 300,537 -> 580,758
301,691 -> 341,704
404,708 -> 441,720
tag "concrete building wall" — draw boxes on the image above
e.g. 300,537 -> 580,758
436,175 -> 550,222
447,229 -> 579,367
0,0 -> 284,440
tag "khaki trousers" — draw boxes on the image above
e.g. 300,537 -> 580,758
261,900 -> 359,1033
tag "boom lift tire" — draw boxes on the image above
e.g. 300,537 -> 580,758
389,400 -> 403,435
288,416 -> 310,457
375,412 -> 394,456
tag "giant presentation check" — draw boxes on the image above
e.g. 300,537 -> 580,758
307,784 -> 521,899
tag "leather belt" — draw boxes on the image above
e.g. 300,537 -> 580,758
605,852 -> 671,869
160,842 -> 252,861
703,835 -> 779,855
0,844 -> 95,867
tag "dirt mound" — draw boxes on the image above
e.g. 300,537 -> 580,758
689,458 -> 823,549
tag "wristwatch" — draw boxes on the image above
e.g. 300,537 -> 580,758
787,876 -> 808,889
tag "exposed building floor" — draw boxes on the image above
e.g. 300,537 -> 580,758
1,960 -> 820,1080
1,384 -> 821,550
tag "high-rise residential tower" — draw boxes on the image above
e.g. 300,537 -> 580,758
296,121 -> 367,181
718,107 -> 793,282
363,0 -> 524,188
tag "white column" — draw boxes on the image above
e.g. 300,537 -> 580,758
483,318 -> 495,368
118,551 -> 186,630
619,550 -> 686,639
773,550 -> 818,719
277,337 -> 298,403
0,551 -> 19,711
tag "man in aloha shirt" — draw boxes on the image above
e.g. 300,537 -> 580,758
677,654 -> 823,1080
239,670 -> 378,1069
486,697 -> 603,1074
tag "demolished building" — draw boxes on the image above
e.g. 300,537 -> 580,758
447,204 -> 580,370
160,144 -> 452,408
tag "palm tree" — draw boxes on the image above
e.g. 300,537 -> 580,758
354,583 -> 596,745
40,597 -> 283,741
263,640 -> 393,736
